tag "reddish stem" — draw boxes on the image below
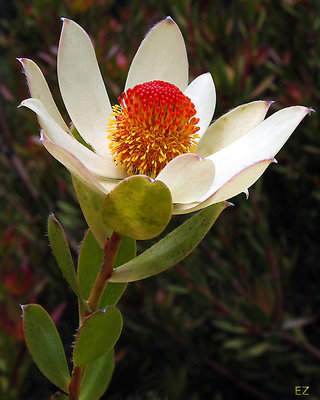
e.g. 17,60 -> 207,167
87,232 -> 122,314
69,232 -> 122,398
68,366 -> 84,400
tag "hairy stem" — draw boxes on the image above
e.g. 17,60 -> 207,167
69,232 -> 122,399
68,366 -> 84,400
87,232 -> 122,313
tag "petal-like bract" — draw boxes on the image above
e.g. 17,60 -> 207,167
156,153 -> 215,203
196,101 -> 271,158
20,98 -> 125,179
125,17 -> 189,91
19,58 -> 70,132
181,105 -> 310,213
184,73 -> 216,141
58,18 -> 113,159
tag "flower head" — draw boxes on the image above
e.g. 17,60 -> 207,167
108,80 -> 200,178
19,17 -> 310,215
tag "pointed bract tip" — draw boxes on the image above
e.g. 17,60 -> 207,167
61,17 -> 72,26
17,101 -> 24,109
146,17 -> 177,38
165,16 -> 178,27
308,107 -> 316,113
268,100 -> 275,106
17,99 -> 29,109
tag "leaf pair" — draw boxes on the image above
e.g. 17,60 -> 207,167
24,182 -> 229,398
23,304 -> 120,399
23,219 -> 134,398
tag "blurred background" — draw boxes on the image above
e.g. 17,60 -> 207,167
1,0 -> 320,399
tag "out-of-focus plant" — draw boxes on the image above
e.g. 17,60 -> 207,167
1,1 -> 319,399
17,12 -> 310,399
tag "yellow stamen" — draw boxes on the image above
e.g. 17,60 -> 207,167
107,80 -> 200,178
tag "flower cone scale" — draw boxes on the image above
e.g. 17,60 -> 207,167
19,17 -> 310,217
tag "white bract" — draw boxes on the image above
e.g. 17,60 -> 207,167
19,17 -> 310,214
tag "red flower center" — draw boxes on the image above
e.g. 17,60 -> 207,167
107,80 -> 200,178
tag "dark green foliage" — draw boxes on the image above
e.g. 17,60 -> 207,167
1,0 -> 319,399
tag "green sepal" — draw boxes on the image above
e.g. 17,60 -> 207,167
73,307 -> 123,367
47,214 -> 89,311
109,202 -> 230,282
77,230 -> 136,307
79,350 -> 114,400
72,176 -> 112,248
22,304 -> 70,393
101,175 -> 172,240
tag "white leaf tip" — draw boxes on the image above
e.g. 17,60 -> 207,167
17,98 -> 32,108
17,99 -> 29,109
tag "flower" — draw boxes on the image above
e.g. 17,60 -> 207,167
19,17 -> 310,215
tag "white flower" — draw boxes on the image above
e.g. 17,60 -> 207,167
19,17 -> 310,214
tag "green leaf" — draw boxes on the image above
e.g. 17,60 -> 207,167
79,350 -> 114,400
99,282 -> 127,309
48,214 -> 89,311
78,230 -> 104,300
22,304 -> 70,392
48,214 -> 79,296
72,176 -> 112,248
101,175 -> 172,240
73,307 -> 123,366
114,235 -> 137,267
77,232 -> 136,307
109,202 -> 230,282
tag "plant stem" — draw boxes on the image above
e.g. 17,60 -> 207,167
68,231 -> 122,399
68,366 -> 84,400
87,231 -> 122,313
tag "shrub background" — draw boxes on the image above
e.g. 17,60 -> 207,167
1,1 -> 319,399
